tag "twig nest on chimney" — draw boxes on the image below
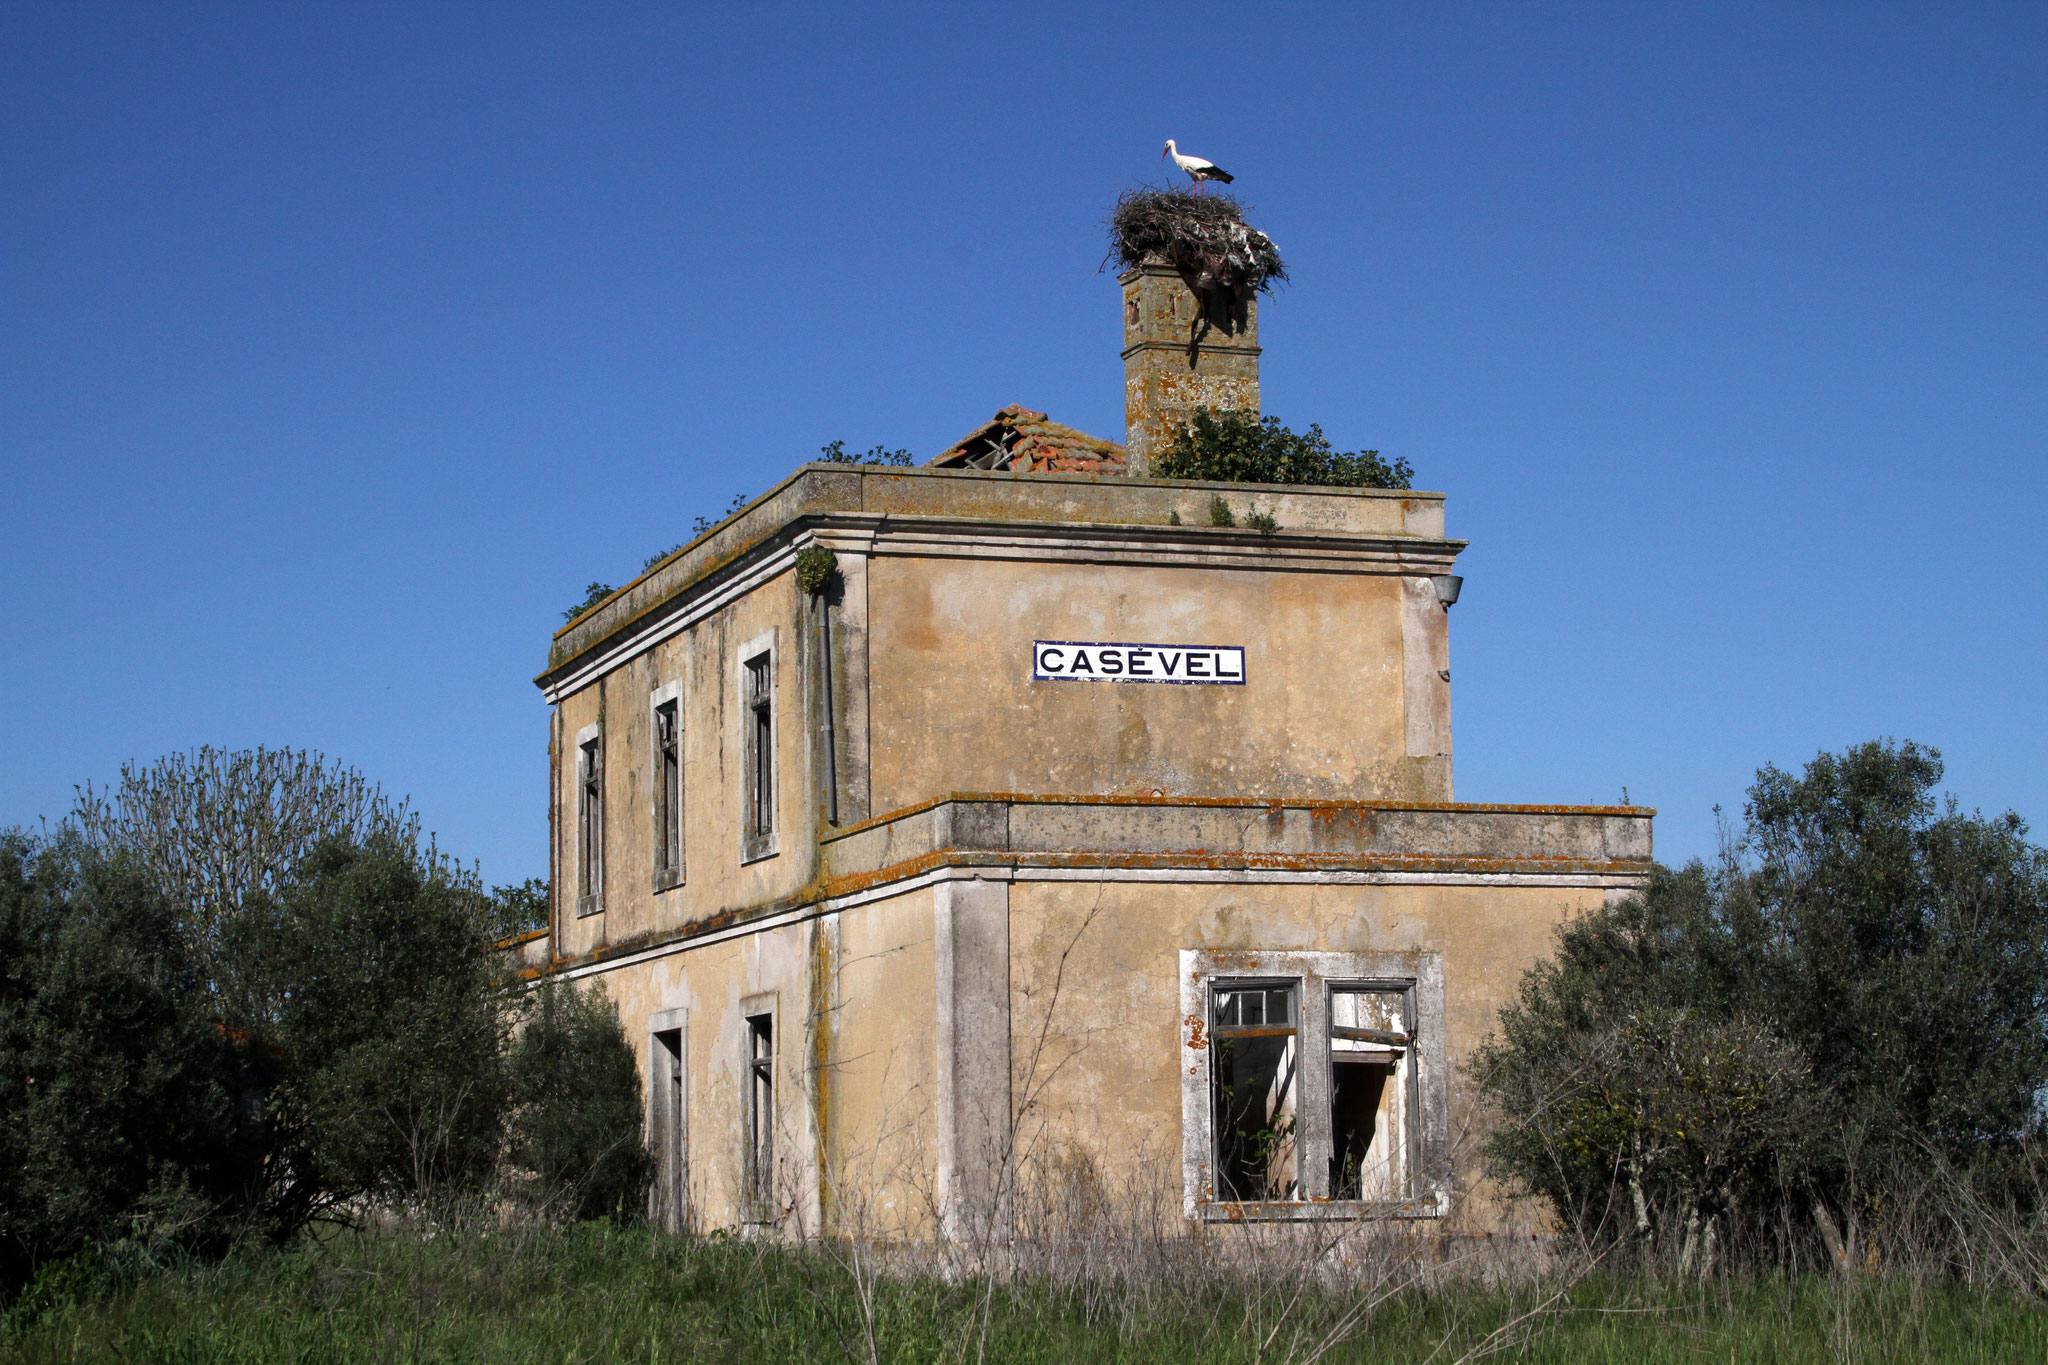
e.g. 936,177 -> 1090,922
1109,188 -> 1287,298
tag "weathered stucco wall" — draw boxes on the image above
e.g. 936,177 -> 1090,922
865,556 -> 1447,812
584,917 -> 819,1232
551,565 -> 821,959
1004,878 -> 1601,1218
577,884 -> 940,1236
819,886 -> 939,1236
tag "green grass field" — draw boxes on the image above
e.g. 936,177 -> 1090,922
6,1222 -> 2045,1363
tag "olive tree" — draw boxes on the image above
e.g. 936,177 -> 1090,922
1476,740 -> 2048,1271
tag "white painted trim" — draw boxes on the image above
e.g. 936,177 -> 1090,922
574,721 -> 601,746
544,545 -> 801,704
545,870 -> 964,980
1012,866 -> 1648,890
539,859 -> 1638,983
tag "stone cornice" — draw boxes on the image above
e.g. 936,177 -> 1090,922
543,464 -> 1446,684
537,505 -> 1464,702
522,792 -> 1656,978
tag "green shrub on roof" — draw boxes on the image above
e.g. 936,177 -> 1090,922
1155,408 -> 1412,490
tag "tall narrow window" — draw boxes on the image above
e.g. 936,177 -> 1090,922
652,1025 -> 687,1231
744,1011 -> 775,1220
744,652 -> 774,853
576,730 -> 603,915
1210,981 -> 1299,1201
1328,986 -> 1412,1199
652,696 -> 682,888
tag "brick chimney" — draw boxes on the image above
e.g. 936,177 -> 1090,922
1120,263 -> 1261,474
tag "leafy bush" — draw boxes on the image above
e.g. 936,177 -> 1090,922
486,877 -> 549,942
0,832 -> 247,1293
226,836 -> 511,1230
507,981 -> 649,1222
73,746 -> 423,999
1155,408 -> 1413,490
817,439 -> 913,466
561,582 -> 613,623
1477,740 -> 2048,1268
794,544 -> 839,596
691,491 -> 751,536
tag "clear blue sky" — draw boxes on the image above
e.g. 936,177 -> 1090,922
4,3 -> 2043,886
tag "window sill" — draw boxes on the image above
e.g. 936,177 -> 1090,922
739,838 -> 779,867
651,867 -> 684,894
575,895 -> 603,919
1195,1196 -> 1445,1224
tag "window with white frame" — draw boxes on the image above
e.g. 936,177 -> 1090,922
575,724 -> 603,915
1180,950 -> 1446,1219
651,683 -> 683,890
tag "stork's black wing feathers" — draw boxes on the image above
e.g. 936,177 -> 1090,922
1202,165 -> 1234,183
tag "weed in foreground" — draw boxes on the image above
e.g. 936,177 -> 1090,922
6,1222 -> 2048,1364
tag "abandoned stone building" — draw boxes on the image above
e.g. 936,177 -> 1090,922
522,234 -> 1655,1237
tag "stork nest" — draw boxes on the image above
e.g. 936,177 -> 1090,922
1108,187 -> 1286,297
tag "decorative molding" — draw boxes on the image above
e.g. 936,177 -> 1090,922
538,513 -> 1465,702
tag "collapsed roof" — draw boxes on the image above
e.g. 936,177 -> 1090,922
927,405 -> 1128,476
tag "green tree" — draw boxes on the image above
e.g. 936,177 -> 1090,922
72,746 -> 422,1005
1476,740 -> 2048,1267
227,836 -> 512,1233
1153,408 -> 1412,490
0,832 -> 248,1292
507,980 -> 649,1222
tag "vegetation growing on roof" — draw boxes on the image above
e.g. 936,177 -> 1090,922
691,492 -> 750,536
793,544 -> 839,596
1109,188 -> 1286,297
1156,408 -> 1413,490
561,582 -> 613,624
817,439 -> 913,467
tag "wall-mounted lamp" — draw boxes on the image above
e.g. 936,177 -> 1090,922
1430,575 -> 1464,609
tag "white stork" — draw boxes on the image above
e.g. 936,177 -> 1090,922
1162,139 -> 1234,194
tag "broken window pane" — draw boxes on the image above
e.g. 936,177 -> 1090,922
1328,986 -> 1410,1200
1211,982 -> 1299,1201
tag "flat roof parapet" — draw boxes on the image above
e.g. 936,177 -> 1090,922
543,463 -> 1454,685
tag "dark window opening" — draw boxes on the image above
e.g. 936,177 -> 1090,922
654,1028 -> 685,1230
1330,1061 -> 1393,1199
745,1012 -> 774,1218
745,654 -> 773,845
1328,986 -> 1411,1201
654,699 -> 682,881
577,735 -> 603,912
1210,982 -> 1298,1201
